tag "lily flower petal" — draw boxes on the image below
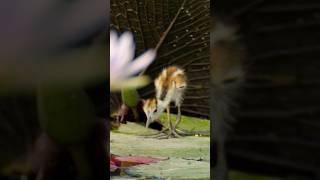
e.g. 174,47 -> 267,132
109,30 -> 156,92
116,32 -> 135,70
124,50 -> 156,78
110,31 -> 118,64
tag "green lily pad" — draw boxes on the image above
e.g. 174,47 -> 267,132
159,113 -> 210,132
111,176 -> 138,180
112,122 -> 159,136
110,118 -> 210,179
125,157 -> 210,180
111,129 -> 209,161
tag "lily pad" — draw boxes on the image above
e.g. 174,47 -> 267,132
159,113 -> 210,132
111,176 -> 138,180
112,155 -> 163,167
110,131 -> 210,161
125,157 -> 210,180
110,119 -> 210,179
112,122 -> 159,136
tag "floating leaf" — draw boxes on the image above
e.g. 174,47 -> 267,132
112,155 -> 162,167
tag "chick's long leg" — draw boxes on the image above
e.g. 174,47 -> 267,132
171,104 -> 186,137
159,104 -> 179,138
143,117 -> 169,138
164,105 -> 177,138
157,105 -> 181,139
143,105 -> 179,139
173,104 -> 181,129
142,106 -> 171,139
167,105 -> 173,131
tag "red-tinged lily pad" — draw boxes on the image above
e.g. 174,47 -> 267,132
112,155 -> 163,168
110,160 -> 118,172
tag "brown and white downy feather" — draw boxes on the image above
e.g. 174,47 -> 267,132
154,66 -> 187,118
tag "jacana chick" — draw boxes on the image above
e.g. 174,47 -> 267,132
145,66 -> 187,138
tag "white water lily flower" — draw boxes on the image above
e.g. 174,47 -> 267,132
110,30 -> 156,91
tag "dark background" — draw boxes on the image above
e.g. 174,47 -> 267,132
214,0 -> 320,179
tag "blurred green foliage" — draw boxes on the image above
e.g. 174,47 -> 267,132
121,89 -> 140,108
37,88 -> 96,145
